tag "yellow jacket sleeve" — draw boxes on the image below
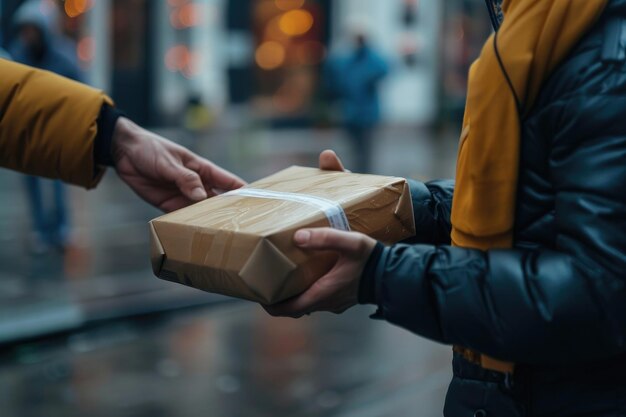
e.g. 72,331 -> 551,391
0,59 -> 114,189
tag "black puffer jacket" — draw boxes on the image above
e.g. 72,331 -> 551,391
361,1 -> 626,415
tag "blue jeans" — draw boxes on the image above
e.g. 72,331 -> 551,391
444,353 -> 626,417
346,125 -> 374,174
24,176 -> 70,246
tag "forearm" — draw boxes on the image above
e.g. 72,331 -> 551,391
405,179 -> 454,245
364,243 -> 626,364
0,60 -> 113,188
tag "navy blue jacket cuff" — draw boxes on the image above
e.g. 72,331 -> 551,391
359,242 -> 385,305
94,104 -> 122,167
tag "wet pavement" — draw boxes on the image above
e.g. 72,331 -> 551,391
0,124 -> 458,416
0,305 -> 452,417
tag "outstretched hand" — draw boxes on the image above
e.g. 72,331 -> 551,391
112,117 -> 245,212
264,227 -> 376,318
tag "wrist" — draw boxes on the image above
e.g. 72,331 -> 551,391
111,117 -> 143,164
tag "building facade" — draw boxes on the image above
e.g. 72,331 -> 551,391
1,0 -> 488,128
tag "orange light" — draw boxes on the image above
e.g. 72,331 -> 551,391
64,0 -> 93,18
170,9 -> 183,29
64,0 -> 78,17
74,0 -> 90,13
181,52 -> 201,78
165,45 -> 190,72
278,9 -> 314,37
275,0 -> 305,11
264,16 -> 288,40
255,41 -> 286,70
178,3 -> 203,28
77,37 -> 95,62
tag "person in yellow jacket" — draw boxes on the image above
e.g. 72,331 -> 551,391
0,59 -> 245,212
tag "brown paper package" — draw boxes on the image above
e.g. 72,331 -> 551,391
150,166 -> 415,305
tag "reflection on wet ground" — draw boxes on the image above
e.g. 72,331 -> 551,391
0,305 -> 451,417
0,126 -> 458,416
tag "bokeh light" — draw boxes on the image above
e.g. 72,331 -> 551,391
64,0 -> 94,18
255,41 -> 286,70
178,3 -> 203,28
169,1 -> 203,29
264,16 -> 288,41
170,9 -> 183,29
181,52 -> 201,78
76,36 -> 95,62
274,0 -> 306,11
278,9 -> 314,37
165,45 -> 191,72
164,45 -> 201,78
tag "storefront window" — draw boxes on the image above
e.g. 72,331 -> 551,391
112,0 -> 146,70
250,0 -> 330,122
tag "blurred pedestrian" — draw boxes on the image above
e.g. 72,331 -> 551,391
10,0 -> 81,252
184,94 -> 215,134
324,30 -> 388,173
267,1 -> 626,416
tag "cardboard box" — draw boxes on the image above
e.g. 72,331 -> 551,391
150,166 -> 415,305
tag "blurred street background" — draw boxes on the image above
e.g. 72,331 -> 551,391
0,0 -> 491,416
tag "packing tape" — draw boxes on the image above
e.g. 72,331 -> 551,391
223,188 -> 351,231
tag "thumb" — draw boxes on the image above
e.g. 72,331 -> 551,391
171,164 -> 208,202
294,228 -> 365,255
319,150 -> 345,172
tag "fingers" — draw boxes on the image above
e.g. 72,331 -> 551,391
263,268 -> 357,318
264,261 -> 336,317
265,230 -> 370,318
294,228 -> 370,255
159,195 -> 194,213
264,292 -> 317,318
171,164 -> 208,202
187,157 -> 246,193
319,150 -> 345,172
169,152 -> 245,202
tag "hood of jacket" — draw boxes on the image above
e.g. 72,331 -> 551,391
12,0 -> 58,46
